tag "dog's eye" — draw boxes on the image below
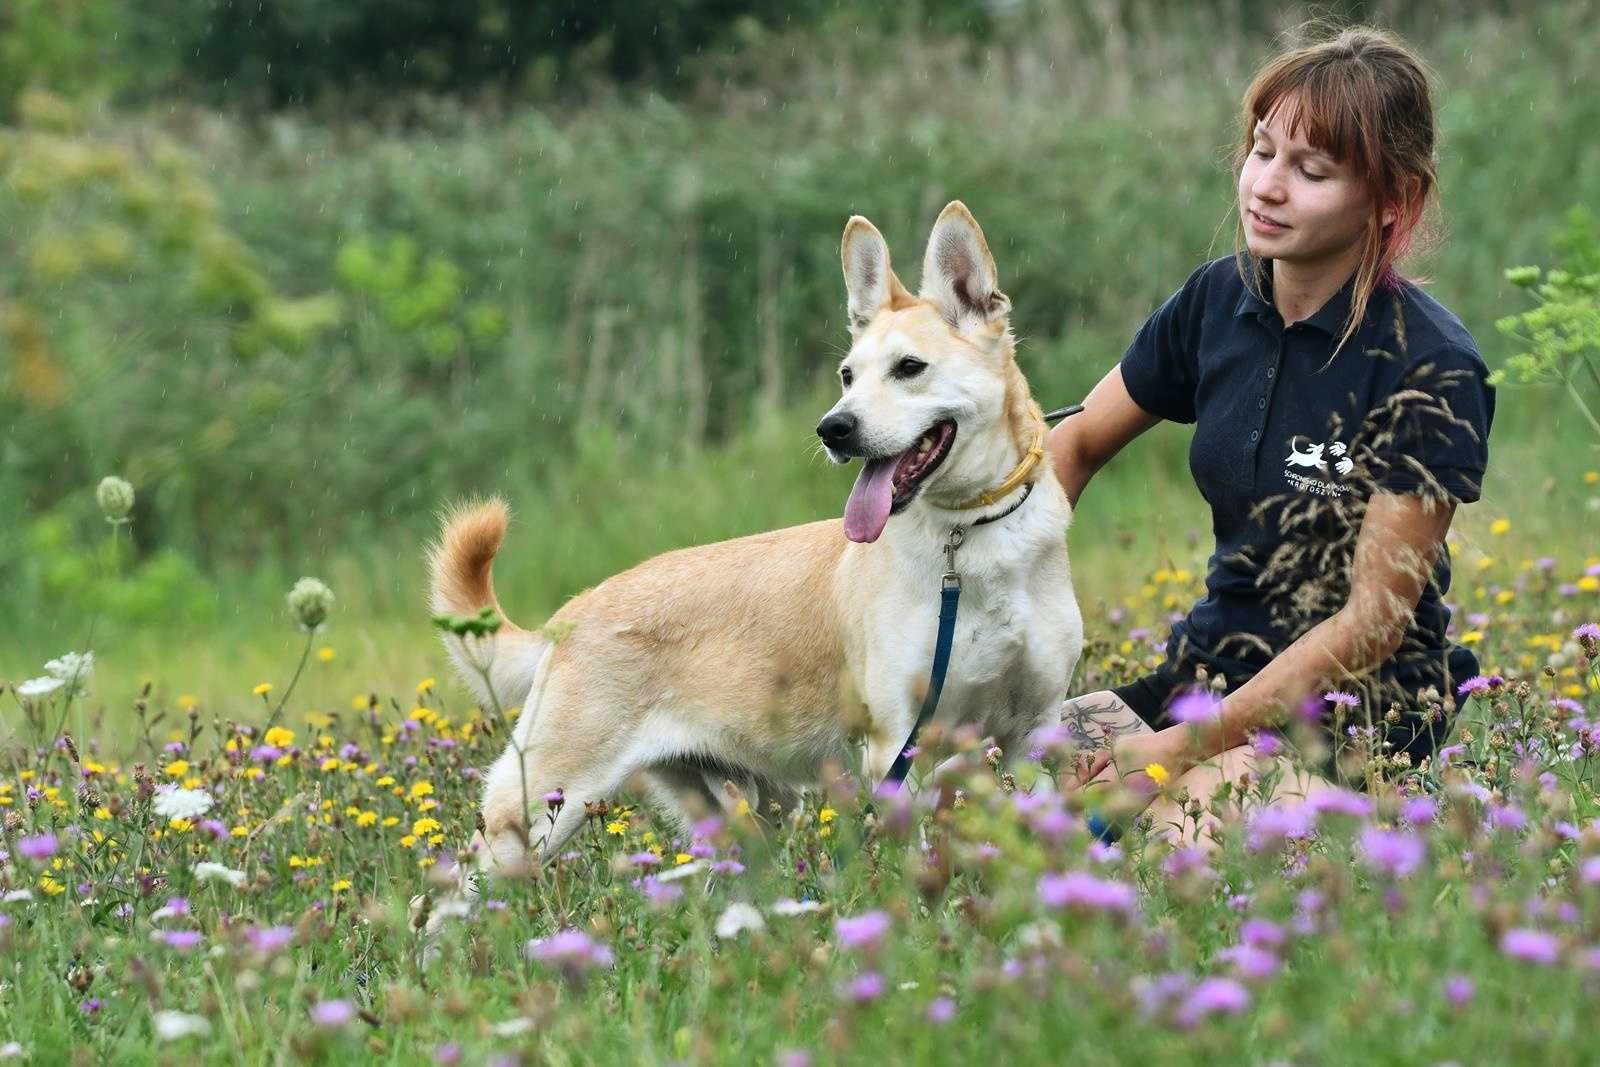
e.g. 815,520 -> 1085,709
839,367 -> 853,388
892,357 -> 927,380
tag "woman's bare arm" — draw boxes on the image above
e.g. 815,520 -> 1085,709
1046,364 -> 1162,507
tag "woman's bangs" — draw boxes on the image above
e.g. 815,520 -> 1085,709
1249,65 -> 1372,176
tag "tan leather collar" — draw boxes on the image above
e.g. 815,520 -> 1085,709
953,420 -> 1047,510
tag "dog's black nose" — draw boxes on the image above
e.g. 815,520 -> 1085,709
816,411 -> 858,450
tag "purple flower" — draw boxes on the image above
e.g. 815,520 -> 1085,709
1169,689 -> 1222,725
1456,675 -> 1504,697
845,971 -> 886,1004
1500,928 -> 1560,965
247,924 -> 295,955
711,859 -> 746,876
1309,789 -> 1374,819
1218,943 -> 1279,981
544,789 -> 565,808
1574,622 -> 1600,641
1175,977 -> 1250,1027
1246,803 -> 1314,851
434,1044 -> 463,1066
250,745 -> 282,763
1579,857 -> 1600,885
1358,827 -> 1426,878
1249,731 -> 1283,757
926,996 -> 956,1025
1400,796 -> 1437,825
1444,975 -> 1475,1006
310,999 -> 356,1028
1489,804 -> 1528,832
834,910 -> 891,952
525,928 -> 615,977
1239,918 -> 1286,949
1323,690 -> 1360,708
777,1052 -> 812,1067
1161,846 -> 1213,878
1037,871 -> 1138,914
639,877 -> 682,907
158,929 -> 203,952
79,998 -> 103,1016
17,833 -> 57,862
628,852 -> 662,868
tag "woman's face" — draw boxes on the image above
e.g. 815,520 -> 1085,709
1238,101 -> 1390,270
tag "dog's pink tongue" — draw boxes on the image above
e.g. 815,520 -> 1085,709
843,457 -> 898,543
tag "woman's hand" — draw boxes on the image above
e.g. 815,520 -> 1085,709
1066,728 -> 1194,818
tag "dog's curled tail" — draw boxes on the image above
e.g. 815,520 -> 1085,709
427,497 -> 546,713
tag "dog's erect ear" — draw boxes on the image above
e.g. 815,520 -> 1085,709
919,201 -> 1011,332
841,216 -> 910,337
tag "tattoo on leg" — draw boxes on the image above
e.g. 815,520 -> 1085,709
1061,694 -> 1144,749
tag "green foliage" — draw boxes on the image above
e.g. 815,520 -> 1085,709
1495,207 -> 1600,437
17,511 -> 217,627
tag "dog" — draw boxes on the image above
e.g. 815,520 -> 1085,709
428,201 -> 1082,877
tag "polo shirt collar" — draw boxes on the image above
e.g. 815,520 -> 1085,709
1233,255 -> 1360,336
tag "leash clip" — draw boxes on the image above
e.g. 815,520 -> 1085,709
942,525 -> 964,589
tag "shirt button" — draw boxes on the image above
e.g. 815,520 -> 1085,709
1257,396 -> 1267,409
1249,429 -> 1260,442
1266,367 -> 1276,379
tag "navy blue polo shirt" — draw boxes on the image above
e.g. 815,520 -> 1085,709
1119,254 -> 1495,704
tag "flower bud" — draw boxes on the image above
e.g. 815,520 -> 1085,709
96,475 -> 134,522
286,577 -> 334,631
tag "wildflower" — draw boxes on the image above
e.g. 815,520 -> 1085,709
1169,688 -> 1222,725
153,787 -> 213,820
658,859 -> 708,883
926,996 -> 957,1025
96,475 -> 135,521
835,910 -> 892,952
1218,943 -> 1279,981
409,781 -> 434,799
251,683 -> 273,698
194,861 -> 246,887
417,677 -> 436,695
771,898 -> 825,916
1500,928 -> 1560,965
157,929 -> 203,952
286,577 -> 335,631
1443,975 -> 1475,1006
1037,871 -> 1138,914
152,897 -> 191,921
17,833 -> 58,861
332,879 -> 353,893
164,759 -> 189,778
1489,518 -> 1511,536
152,1010 -> 210,1042
524,928 -> 615,978
263,726 -> 296,748
412,817 -> 441,836
1574,622 -> 1600,645
1246,803 -> 1315,852
1400,796 -> 1437,825
1175,977 -> 1250,1027
1358,827 -> 1426,878
714,902 -> 765,939
1308,789 -> 1374,819
16,676 -> 64,699
628,851 -> 661,868
1323,690 -> 1360,708
1145,763 -> 1171,787
246,925 -> 294,956
310,1000 -> 356,1028
44,651 -> 94,684
1456,674 -> 1502,697
844,971 -> 887,1005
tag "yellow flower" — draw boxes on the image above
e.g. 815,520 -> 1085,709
252,682 -> 273,697
316,646 -> 336,663
818,807 -> 836,824
177,694 -> 199,710
606,820 -> 628,836
416,798 -> 438,812
320,757 -> 339,772
264,727 -> 296,748
170,818 -> 193,832
408,781 -> 434,799
1579,576 -> 1600,593
39,875 -> 66,896
428,834 -> 445,846
1494,590 -> 1515,605
416,677 -> 436,695
352,694 -> 370,710
1474,557 -> 1495,572
231,826 -> 248,838
1461,630 -> 1485,645
412,817 -> 441,836
675,852 -> 693,865
400,834 -> 417,848
382,816 -> 399,827
1584,470 -> 1599,485
1145,762 -> 1171,786
356,811 -> 378,828
163,760 -> 189,778
83,760 -> 107,775
736,799 -> 752,817
1489,518 -> 1511,536
331,879 -> 352,893
94,806 -> 111,820
375,776 -> 395,787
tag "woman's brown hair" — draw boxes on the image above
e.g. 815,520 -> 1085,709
1233,25 -> 1439,355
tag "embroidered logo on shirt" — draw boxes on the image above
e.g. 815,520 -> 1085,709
1284,438 -> 1354,497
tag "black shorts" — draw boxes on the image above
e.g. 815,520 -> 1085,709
1110,652 -> 1468,785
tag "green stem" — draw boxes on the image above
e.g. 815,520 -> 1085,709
264,631 -> 316,731
1561,366 -> 1600,440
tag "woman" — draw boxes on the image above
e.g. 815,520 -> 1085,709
1048,25 -> 1494,844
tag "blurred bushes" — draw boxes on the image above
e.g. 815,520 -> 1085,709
1,2 -> 1596,633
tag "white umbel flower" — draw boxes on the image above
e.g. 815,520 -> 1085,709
657,859 -> 708,883
153,1011 -> 212,1041
193,862 -> 246,887
153,787 -> 214,820
44,651 -> 94,683
714,902 -> 766,939
771,898 -> 825,916
17,676 -> 65,698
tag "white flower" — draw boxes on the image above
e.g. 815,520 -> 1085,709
714,902 -> 765,939
770,898 -> 825,916
2,890 -> 35,904
193,862 -> 246,887
153,1011 -> 212,1041
153,787 -> 214,820
0,1042 -> 23,1059
16,676 -> 64,698
44,651 -> 94,683
656,859 -> 708,883
489,1018 -> 535,1037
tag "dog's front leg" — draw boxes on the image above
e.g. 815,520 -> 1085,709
862,702 -> 919,785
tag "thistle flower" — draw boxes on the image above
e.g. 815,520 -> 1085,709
1169,689 -> 1222,725
1037,871 -> 1138,914
286,577 -> 335,632
844,971 -> 887,1004
17,834 -> 57,861
96,475 -> 135,522
1323,691 -> 1360,708
1500,928 -> 1560,965
310,1000 -> 356,1028
834,910 -> 891,952
1358,827 -> 1426,878
524,928 -> 615,978
1175,977 -> 1250,1027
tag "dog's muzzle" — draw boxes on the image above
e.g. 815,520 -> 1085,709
816,411 -> 860,454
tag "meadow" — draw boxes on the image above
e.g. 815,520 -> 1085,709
4,0 -> 1600,1062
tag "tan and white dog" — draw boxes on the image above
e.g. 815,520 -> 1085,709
429,201 -> 1082,876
